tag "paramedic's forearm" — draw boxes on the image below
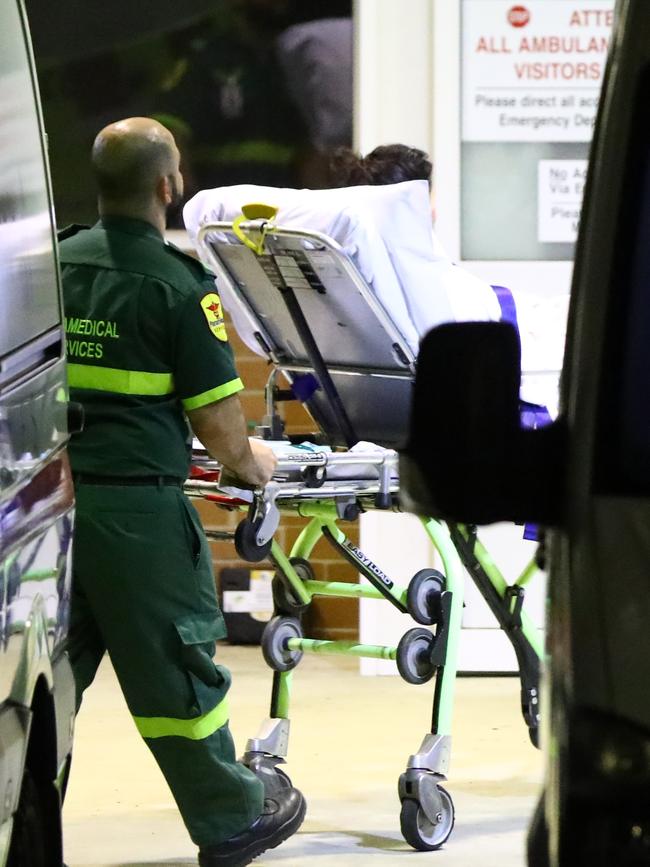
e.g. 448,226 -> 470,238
187,395 -> 274,486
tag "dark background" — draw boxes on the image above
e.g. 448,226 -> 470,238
27,0 -> 352,227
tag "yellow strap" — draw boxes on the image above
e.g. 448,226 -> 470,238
231,203 -> 279,256
232,215 -> 263,253
134,698 -> 229,741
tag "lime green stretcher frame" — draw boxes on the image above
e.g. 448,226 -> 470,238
249,499 -> 543,742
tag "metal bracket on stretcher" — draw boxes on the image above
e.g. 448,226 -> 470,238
185,446 -> 400,561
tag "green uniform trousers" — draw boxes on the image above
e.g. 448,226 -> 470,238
66,482 -> 265,847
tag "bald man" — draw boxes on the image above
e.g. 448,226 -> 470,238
59,118 -> 305,866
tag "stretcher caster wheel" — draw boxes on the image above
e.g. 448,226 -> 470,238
407,569 -> 445,625
272,558 -> 312,615
235,518 -> 272,562
400,785 -> 455,851
289,556 -> 314,581
396,628 -> 437,684
261,616 -> 304,672
272,578 -> 308,615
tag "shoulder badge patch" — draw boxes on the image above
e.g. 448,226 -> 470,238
200,293 -> 228,341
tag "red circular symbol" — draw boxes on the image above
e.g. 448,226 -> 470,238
508,5 -> 530,27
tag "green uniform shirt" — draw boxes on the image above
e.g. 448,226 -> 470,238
59,216 -> 243,478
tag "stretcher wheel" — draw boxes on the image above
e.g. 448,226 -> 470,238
400,785 -> 455,851
261,616 -> 303,672
272,577 -> 309,615
396,628 -> 437,685
235,518 -> 272,562
289,557 -> 315,582
407,569 -> 445,625
272,558 -> 312,615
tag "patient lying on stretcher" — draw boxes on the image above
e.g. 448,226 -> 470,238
330,143 -> 508,326
182,148 -> 568,416
329,143 -> 569,419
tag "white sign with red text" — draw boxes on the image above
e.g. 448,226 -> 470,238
538,159 -> 587,241
462,1 -> 615,142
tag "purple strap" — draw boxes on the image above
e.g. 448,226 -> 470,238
491,284 -> 519,330
521,400 -> 553,543
492,286 -> 550,544
519,401 -> 553,431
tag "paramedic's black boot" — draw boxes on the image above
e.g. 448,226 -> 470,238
198,788 -> 306,867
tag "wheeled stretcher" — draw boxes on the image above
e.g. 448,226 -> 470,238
182,189 -> 544,851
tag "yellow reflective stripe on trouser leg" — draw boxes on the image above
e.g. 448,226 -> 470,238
67,363 -> 174,396
133,698 -> 229,740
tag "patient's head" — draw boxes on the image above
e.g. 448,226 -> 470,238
330,144 -> 433,188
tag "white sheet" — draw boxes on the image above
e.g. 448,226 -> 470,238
183,180 -> 500,356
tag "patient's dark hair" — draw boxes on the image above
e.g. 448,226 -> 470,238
330,144 -> 433,188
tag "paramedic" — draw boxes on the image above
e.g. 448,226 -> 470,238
59,116 -> 305,867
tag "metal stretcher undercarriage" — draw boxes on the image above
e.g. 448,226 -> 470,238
183,209 -> 544,851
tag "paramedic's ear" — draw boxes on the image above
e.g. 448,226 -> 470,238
157,174 -> 173,207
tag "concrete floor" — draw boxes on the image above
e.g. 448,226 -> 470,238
64,647 -> 543,867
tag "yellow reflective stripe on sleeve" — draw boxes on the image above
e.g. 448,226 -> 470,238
182,378 -> 244,411
67,363 -> 174,396
133,698 -> 229,741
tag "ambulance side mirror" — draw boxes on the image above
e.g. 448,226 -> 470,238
400,322 -> 565,526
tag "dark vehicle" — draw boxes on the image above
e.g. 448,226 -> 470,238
402,0 -> 650,865
0,0 -> 76,863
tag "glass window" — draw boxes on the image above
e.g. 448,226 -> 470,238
27,0 -> 353,228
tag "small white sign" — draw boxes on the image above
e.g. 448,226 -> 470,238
222,570 -> 274,622
537,159 -> 587,242
222,591 -> 252,614
462,0 -> 615,142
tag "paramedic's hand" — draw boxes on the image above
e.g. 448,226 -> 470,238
249,438 -> 277,485
187,394 -> 277,488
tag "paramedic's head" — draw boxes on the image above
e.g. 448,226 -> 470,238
331,144 -> 433,188
91,117 -> 184,227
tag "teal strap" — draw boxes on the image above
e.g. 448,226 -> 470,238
134,698 -> 229,741
182,378 -> 244,411
68,363 -> 174,396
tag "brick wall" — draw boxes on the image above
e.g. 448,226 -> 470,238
196,315 -> 360,641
